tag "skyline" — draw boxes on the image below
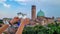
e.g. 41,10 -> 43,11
0,0 -> 60,18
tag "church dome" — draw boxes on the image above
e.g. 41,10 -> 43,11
37,10 -> 45,17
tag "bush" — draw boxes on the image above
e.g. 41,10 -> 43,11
22,23 -> 60,34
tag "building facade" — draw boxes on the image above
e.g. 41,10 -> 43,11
29,5 -> 54,26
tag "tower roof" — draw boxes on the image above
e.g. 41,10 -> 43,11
37,10 -> 45,17
32,5 -> 36,7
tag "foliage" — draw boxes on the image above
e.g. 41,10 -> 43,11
22,22 -> 60,34
0,20 -> 3,24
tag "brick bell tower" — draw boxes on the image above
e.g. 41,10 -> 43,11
31,5 -> 36,20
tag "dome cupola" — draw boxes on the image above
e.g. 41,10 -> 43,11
37,10 -> 45,17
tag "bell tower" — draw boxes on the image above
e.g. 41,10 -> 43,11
31,5 -> 36,20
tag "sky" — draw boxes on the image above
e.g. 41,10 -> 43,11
0,0 -> 60,19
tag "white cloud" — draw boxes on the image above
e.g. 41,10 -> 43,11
14,0 -> 32,2
15,0 -> 26,2
14,0 -> 33,5
0,0 -> 11,8
3,3 -> 11,8
0,0 -> 6,1
14,0 -> 28,5
0,0 -> 6,3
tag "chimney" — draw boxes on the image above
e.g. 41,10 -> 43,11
31,5 -> 36,20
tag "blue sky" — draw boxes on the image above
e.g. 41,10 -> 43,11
0,0 -> 60,18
